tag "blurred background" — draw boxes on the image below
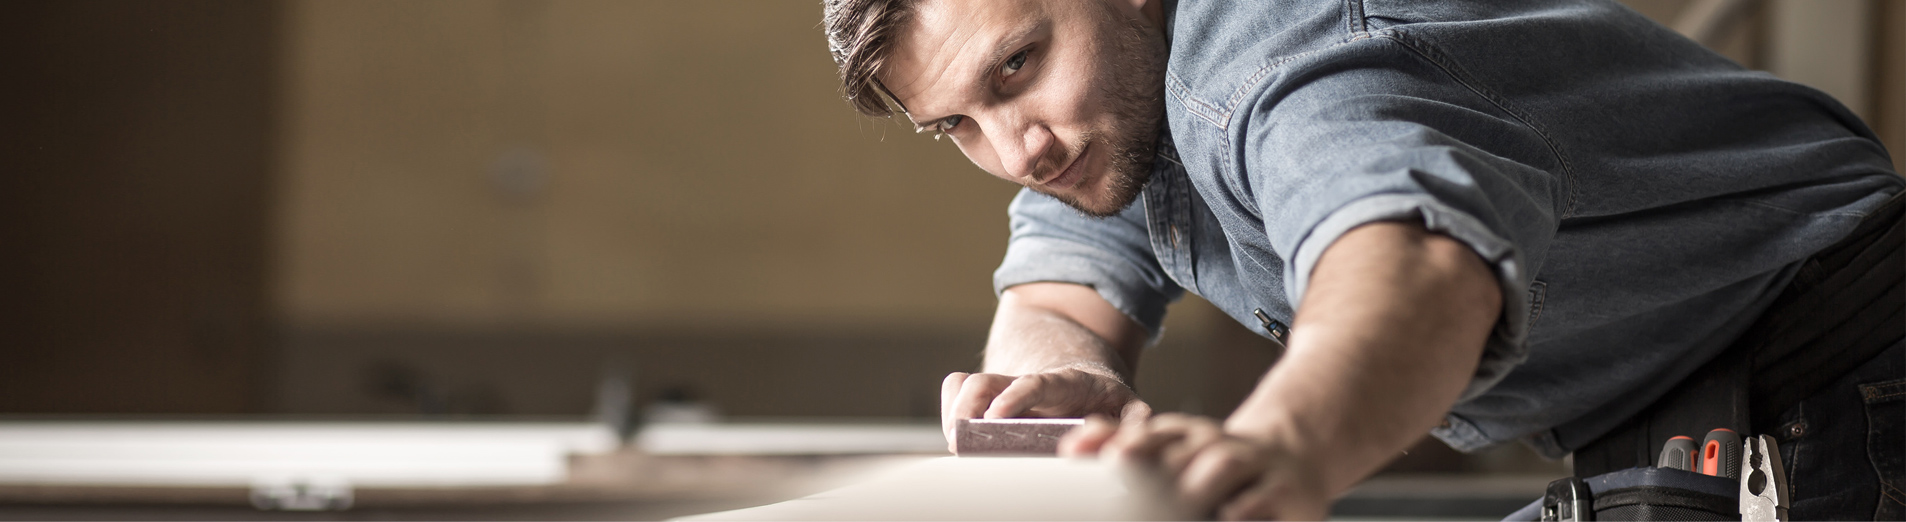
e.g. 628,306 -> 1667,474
0,0 -> 1900,519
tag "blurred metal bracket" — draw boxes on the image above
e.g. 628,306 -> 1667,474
249,476 -> 354,511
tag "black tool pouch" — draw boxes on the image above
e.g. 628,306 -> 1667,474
1503,467 -> 1740,521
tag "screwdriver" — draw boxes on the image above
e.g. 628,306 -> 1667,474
1658,435 -> 1698,471
1701,428 -> 1742,480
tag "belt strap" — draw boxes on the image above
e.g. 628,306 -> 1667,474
1573,189 -> 1905,477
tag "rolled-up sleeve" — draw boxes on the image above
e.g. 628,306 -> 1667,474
1244,39 -> 1565,400
993,188 -> 1184,337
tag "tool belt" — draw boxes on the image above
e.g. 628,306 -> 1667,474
1504,188 -> 1904,521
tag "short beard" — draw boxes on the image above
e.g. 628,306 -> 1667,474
1037,7 -> 1168,218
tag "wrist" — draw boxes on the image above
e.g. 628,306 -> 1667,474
1222,406 -> 1297,448
1222,406 -> 1346,485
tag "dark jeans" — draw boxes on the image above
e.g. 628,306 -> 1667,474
1771,340 -> 1905,520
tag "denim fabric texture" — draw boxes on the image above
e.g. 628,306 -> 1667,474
991,0 -> 1903,456
1767,341 -> 1904,520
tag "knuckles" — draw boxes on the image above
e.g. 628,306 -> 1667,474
968,373 -> 1015,390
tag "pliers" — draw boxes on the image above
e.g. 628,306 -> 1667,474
1738,434 -> 1790,522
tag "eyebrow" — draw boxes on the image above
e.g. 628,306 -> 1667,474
907,19 -> 1048,133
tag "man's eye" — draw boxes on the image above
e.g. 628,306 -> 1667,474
935,115 -> 964,140
1001,50 -> 1028,77
918,115 -> 963,140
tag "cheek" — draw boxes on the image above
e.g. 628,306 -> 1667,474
1037,51 -> 1111,132
1078,66 -> 1124,127
953,136 -> 1014,183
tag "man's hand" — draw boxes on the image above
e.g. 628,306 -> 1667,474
940,366 -> 1152,450
1060,414 -> 1329,520
1058,222 -> 1501,520
943,283 -> 1153,451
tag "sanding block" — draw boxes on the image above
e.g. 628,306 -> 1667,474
953,418 -> 1085,456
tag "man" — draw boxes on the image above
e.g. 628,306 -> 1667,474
822,0 -> 1902,519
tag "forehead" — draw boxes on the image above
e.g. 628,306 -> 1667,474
879,0 -> 1048,116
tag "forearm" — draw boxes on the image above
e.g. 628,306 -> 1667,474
983,283 -> 1146,381
1224,221 -> 1500,496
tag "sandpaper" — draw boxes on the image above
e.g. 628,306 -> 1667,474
953,418 -> 1085,456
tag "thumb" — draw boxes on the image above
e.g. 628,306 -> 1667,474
1120,400 -> 1153,423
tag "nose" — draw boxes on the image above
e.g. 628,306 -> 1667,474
992,113 -> 1055,183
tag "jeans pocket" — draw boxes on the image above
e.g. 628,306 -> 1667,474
1862,378 -> 1906,520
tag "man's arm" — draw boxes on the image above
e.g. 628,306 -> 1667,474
983,282 -> 1148,378
939,282 -> 1155,448
1062,221 -> 1500,520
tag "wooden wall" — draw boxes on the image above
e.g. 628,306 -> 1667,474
0,1 -> 278,413
273,0 -> 1023,331
1880,0 -> 1906,175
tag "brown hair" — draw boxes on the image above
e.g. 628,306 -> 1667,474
822,0 -> 915,117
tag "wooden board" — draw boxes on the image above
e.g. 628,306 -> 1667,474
678,457 -> 1187,521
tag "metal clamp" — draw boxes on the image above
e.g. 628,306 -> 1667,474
1542,476 -> 1593,521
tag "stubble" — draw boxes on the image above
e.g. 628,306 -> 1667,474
1041,8 -> 1169,218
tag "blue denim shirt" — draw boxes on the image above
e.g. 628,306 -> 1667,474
992,0 -> 1902,457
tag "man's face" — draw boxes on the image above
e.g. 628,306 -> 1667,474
880,0 -> 1167,217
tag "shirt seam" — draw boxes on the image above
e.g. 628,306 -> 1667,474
1737,197 -> 1883,218
1862,379 -> 1906,402
998,236 -> 1158,285
1168,41 -> 1367,132
1165,72 -> 1227,130
1370,29 -> 1582,220
1343,0 -> 1370,39
1165,0 -> 1376,130
993,236 -> 1174,338
1219,45 -> 1352,127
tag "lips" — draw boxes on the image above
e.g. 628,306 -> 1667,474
1039,143 -> 1090,190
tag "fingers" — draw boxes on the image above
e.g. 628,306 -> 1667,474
951,373 -> 1015,421
984,372 -> 1058,419
1178,440 -> 1269,515
1080,415 -> 1280,519
1158,420 -> 1225,477
1059,399 -> 1155,457
1061,413 -> 1327,521
940,372 -> 970,450
940,372 -> 967,415
1102,413 -> 1216,464
942,370 -> 1147,455
1119,399 -> 1153,423
942,372 -> 1011,451
1057,414 -> 1119,456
